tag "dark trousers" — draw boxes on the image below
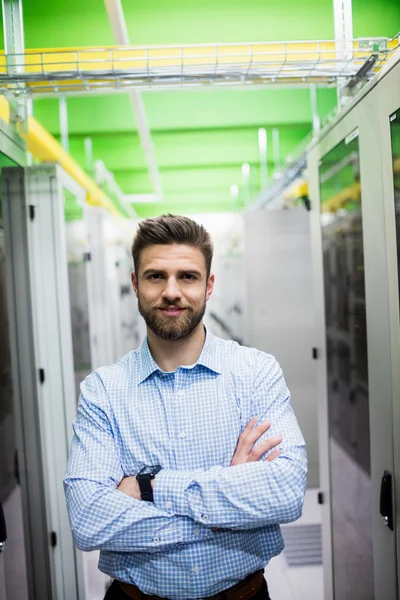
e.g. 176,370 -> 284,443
104,578 -> 272,600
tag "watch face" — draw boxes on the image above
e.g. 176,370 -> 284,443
139,465 -> 161,476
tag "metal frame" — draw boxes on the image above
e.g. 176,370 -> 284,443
1,0 -> 25,64
2,164 -> 86,600
0,36 -> 397,96
94,159 -> 137,217
251,47 -> 400,214
2,167 -> 53,600
333,0 -> 353,108
0,104 -> 27,600
59,94 -> 69,153
308,50 -> 400,600
308,47 -> 400,152
310,83 -> 321,133
103,0 -> 163,201
0,115 -> 26,165
375,58 -> 400,592
1,0 -> 27,126
250,149 -> 308,210
308,136 -> 334,600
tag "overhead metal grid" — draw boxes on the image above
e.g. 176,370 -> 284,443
0,36 -> 398,96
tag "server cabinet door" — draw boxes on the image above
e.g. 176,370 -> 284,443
309,80 -> 398,599
0,231 -> 30,600
388,105 -> 400,596
2,164 -> 87,600
0,153 -> 30,600
377,57 -> 400,596
320,133 -> 376,600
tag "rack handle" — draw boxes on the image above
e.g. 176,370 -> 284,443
380,470 -> 394,531
0,501 -> 7,554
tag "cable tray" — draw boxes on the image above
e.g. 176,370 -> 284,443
0,36 -> 398,96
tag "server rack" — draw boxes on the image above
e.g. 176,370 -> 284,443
308,50 -> 400,600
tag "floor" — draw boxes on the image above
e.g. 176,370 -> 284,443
2,485 -> 29,600
83,550 -> 110,600
264,488 -> 324,600
84,489 -> 324,600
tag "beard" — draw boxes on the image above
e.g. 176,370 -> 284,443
138,295 -> 206,341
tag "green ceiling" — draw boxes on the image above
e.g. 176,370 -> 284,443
1,0 -> 399,218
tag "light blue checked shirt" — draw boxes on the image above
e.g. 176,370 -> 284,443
64,328 -> 307,599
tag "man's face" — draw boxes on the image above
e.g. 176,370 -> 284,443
131,244 -> 214,341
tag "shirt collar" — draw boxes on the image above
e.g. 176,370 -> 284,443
138,326 -> 222,384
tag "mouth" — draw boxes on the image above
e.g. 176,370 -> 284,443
158,307 -> 187,317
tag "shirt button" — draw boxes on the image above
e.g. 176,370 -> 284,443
193,565 -> 200,574
201,514 -> 209,522
153,537 -> 160,544
177,390 -> 184,397
180,431 -> 186,439
194,528 -> 200,535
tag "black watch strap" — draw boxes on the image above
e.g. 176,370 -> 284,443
138,475 -> 154,502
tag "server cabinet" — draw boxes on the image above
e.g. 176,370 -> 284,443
84,206 -> 116,370
376,57 -> 400,598
308,56 -> 400,600
2,165 -> 87,600
244,209 -> 319,488
0,130 -> 29,600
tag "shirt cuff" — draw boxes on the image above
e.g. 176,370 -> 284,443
153,468 -> 195,516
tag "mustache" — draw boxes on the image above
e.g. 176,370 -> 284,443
153,301 -> 192,310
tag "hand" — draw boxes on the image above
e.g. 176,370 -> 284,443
230,417 -> 282,467
212,419 -> 282,533
117,476 -> 141,500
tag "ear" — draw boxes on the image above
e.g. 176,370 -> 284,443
206,273 -> 215,302
131,271 -> 139,298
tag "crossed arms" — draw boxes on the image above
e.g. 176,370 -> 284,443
64,355 -> 307,553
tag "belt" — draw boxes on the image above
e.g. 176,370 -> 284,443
118,570 -> 265,600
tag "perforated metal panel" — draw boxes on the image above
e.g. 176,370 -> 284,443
281,524 -> 323,568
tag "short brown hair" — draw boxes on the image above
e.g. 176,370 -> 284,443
131,214 -> 213,278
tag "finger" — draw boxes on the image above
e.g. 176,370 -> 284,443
266,448 -> 281,462
248,435 -> 282,461
237,417 -> 260,447
233,419 -> 257,456
266,434 -> 282,448
241,416 -> 258,436
245,420 -> 272,445
232,419 -> 272,466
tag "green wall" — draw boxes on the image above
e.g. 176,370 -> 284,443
1,0 -> 399,216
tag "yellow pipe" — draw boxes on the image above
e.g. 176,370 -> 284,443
0,95 -> 10,122
0,95 -> 123,218
284,179 -> 308,200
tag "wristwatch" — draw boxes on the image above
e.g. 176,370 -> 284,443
136,465 -> 161,502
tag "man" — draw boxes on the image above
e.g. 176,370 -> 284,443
64,214 -> 307,600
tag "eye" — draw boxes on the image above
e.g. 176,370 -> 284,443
148,273 -> 163,280
182,273 -> 198,281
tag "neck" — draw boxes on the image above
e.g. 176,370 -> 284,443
147,322 -> 206,372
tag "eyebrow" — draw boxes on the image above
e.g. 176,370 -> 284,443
142,268 -> 203,278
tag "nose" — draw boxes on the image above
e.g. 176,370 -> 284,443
161,276 -> 182,302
